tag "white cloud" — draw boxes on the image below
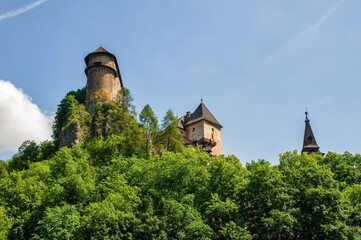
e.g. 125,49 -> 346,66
0,0 -> 49,22
0,80 -> 52,153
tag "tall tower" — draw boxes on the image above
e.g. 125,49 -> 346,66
178,101 -> 223,155
84,47 -> 123,112
301,111 -> 322,154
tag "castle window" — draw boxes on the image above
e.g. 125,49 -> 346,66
94,62 -> 102,66
192,128 -> 196,132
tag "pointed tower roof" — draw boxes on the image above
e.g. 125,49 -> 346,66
301,112 -> 322,154
84,46 -> 116,65
92,46 -> 109,53
185,101 -> 222,128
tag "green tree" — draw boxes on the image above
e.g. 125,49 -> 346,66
0,206 -> 12,239
85,135 -> 126,167
342,184 -> 361,235
0,160 -> 7,178
279,152 -> 348,239
139,104 -> 158,133
49,147 -> 95,205
208,154 -> 248,201
155,109 -> 184,153
32,204 -> 83,240
139,104 -> 159,158
91,102 -> 146,158
219,221 -> 252,240
8,140 -> 40,171
204,194 -> 250,239
158,197 -> 213,239
0,161 -> 51,239
321,152 -> 361,187
8,140 -> 56,172
120,87 -> 136,117
243,159 -> 295,239
52,88 -> 87,142
262,209 -> 298,240
82,192 -> 141,240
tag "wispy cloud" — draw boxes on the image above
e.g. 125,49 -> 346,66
0,0 -> 49,22
260,0 -> 345,68
306,0 -> 345,33
289,0 -> 344,45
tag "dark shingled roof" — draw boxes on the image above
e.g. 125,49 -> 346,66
84,47 -> 115,65
92,46 -> 109,53
185,102 -> 222,128
301,112 -> 321,154
177,115 -> 186,129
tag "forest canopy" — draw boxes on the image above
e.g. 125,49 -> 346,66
0,89 -> 360,239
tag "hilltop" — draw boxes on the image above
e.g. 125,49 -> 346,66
0,48 -> 360,239
0,86 -> 360,239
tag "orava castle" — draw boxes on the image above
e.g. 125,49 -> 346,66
79,46 -> 322,156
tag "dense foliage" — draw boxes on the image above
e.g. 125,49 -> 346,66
2,146 -> 361,239
52,88 -> 87,142
1,90 -> 361,239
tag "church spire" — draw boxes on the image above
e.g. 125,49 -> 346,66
301,111 -> 322,154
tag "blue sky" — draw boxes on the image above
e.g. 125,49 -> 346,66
0,0 -> 360,164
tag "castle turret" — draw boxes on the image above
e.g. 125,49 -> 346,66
84,47 -> 123,112
301,111 -> 323,154
178,101 -> 223,155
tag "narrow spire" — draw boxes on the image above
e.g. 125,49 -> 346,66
301,111 -> 322,154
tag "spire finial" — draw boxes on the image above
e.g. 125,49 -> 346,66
305,107 -> 308,120
201,97 -> 203,103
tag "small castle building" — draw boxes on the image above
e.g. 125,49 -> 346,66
178,101 -> 223,155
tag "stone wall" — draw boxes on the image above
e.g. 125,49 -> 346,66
204,122 -> 222,155
185,121 -> 205,142
86,66 -> 118,102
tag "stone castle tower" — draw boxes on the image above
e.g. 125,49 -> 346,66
84,47 -> 123,112
178,101 -> 223,155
